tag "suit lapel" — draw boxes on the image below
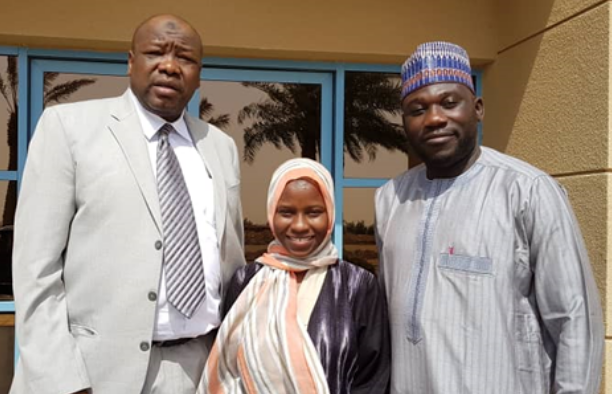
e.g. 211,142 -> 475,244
186,115 -> 227,242
107,92 -> 162,235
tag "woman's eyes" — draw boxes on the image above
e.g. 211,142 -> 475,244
276,209 -> 325,218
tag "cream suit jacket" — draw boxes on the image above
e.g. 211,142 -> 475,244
10,91 -> 246,394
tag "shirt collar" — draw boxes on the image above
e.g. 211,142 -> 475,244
128,88 -> 191,142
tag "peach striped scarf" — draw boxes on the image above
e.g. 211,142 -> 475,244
204,158 -> 337,393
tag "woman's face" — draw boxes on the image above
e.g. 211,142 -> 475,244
272,179 -> 329,258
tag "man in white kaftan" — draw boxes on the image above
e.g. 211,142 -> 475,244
375,41 -> 604,394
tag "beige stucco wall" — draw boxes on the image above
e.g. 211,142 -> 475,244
0,0 -> 498,64
497,0 -> 604,50
485,3 -> 609,174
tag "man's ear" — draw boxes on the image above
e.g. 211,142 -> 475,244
127,51 -> 134,76
474,97 -> 485,122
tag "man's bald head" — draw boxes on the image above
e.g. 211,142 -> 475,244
131,14 -> 203,54
128,14 -> 203,121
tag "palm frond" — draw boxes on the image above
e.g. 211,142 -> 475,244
44,78 -> 96,106
43,72 -> 60,93
199,97 -> 214,118
207,114 -> 230,129
239,72 -> 402,164
0,74 -> 8,106
7,57 -> 17,106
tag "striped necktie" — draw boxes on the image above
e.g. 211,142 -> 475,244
156,123 -> 206,318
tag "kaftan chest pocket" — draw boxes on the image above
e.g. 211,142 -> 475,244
438,253 -> 493,275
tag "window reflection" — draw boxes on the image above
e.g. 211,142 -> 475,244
0,56 -> 18,171
343,188 -> 378,274
43,73 -> 128,108
199,81 -> 323,262
343,72 -> 409,179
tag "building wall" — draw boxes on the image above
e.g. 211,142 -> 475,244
0,0 -> 498,64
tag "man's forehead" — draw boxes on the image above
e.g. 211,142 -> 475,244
133,16 -> 201,46
138,20 -> 189,38
403,82 -> 469,103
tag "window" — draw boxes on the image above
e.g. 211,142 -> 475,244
199,78 -> 330,263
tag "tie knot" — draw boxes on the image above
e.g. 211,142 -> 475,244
158,123 -> 175,140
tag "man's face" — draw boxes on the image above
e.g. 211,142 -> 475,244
401,83 -> 484,177
128,17 -> 202,122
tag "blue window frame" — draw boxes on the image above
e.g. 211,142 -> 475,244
0,47 -> 483,366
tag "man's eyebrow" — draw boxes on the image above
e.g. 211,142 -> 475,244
404,98 -> 425,107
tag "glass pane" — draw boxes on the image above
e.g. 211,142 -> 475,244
0,320 -> 14,393
0,181 -> 16,300
343,72 -> 410,179
0,56 -> 18,171
200,81 -> 322,263
43,73 -> 128,108
343,188 -> 378,274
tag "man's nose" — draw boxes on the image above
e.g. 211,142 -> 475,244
158,55 -> 180,75
423,105 -> 447,128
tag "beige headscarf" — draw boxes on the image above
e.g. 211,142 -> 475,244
204,158 -> 337,394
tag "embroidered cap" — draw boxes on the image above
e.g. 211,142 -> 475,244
401,41 -> 474,101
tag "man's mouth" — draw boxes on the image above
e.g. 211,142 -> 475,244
424,131 -> 454,144
152,83 -> 180,94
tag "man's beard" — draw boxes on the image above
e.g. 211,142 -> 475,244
412,134 -> 478,171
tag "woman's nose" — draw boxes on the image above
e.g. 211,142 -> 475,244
290,214 -> 309,232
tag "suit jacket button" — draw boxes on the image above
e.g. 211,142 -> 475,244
148,291 -> 157,301
140,341 -> 150,352
155,240 -> 162,250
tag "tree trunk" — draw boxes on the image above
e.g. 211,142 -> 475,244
301,135 -> 317,161
2,109 -> 17,227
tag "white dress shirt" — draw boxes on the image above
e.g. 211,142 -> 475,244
129,90 -> 221,340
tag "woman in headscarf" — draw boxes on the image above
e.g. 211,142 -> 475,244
204,158 -> 390,394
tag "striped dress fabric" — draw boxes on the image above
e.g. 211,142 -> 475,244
204,266 -> 330,393
375,147 -> 604,394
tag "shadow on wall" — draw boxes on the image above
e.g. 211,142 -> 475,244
481,0 -> 555,156
481,33 -> 544,155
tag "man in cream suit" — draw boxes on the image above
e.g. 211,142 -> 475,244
10,14 -> 245,394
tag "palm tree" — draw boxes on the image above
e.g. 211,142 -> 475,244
0,59 -> 96,227
237,73 -> 408,164
199,97 -> 230,130
42,72 -> 96,107
343,73 -> 407,162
